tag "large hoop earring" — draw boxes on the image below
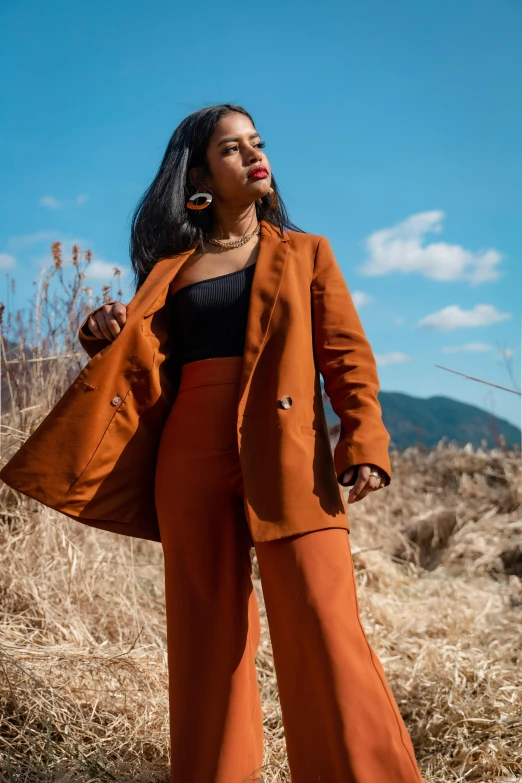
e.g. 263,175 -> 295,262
187,191 -> 212,210
266,186 -> 278,211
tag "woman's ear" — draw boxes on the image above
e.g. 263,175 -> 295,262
188,166 -> 207,191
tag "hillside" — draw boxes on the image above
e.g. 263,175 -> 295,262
323,388 -> 521,450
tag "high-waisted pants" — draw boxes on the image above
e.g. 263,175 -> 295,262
154,355 -> 424,783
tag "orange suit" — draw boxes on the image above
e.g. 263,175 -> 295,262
0,220 -> 424,781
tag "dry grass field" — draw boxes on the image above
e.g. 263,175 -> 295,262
0,245 -> 521,782
0,443 -> 520,782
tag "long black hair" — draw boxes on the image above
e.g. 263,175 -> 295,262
129,103 -> 303,292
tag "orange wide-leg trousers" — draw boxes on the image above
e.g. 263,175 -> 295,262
154,356 -> 424,783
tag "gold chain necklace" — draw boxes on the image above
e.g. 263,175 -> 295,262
205,224 -> 260,249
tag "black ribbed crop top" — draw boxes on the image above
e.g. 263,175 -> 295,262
169,262 -> 257,365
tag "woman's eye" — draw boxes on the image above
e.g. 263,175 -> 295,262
222,140 -> 266,155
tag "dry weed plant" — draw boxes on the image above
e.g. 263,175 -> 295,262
0,244 -> 521,782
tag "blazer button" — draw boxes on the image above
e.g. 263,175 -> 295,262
111,396 -> 122,406
279,395 -> 292,409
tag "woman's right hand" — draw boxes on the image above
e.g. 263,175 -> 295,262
85,302 -> 127,342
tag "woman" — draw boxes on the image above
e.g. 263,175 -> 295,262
0,104 -> 424,783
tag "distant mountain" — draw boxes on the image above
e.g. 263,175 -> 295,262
322,389 -> 521,450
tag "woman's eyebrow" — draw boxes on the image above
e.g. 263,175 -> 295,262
217,132 -> 260,147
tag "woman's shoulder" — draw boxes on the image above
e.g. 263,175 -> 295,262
262,220 -> 330,253
285,228 -> 328,250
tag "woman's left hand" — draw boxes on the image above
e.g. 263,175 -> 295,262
340,463 -> 386,504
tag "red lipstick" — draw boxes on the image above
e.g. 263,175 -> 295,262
248,166 -> 269,180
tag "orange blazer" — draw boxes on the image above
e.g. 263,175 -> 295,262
0,219 -> 392,543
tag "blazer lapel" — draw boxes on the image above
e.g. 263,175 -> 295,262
140,249 -> 197,318
237,220 -> 289,412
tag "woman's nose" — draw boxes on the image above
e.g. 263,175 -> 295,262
248,146 -> 263,163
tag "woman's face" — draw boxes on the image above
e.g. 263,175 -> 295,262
191,111 -> 272,207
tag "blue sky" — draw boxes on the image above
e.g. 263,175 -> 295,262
1,0 -> 520,429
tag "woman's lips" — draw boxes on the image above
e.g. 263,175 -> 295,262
248,168 -> 269,180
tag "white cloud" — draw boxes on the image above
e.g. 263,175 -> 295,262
33,236 -> 100,267
24,236 -> 130,284
7,231 -> 59,250
3,232 -> 130,294
84,260 -> 130,282
33,245 -> 129,282
0,253 -> 16,269
417,304 -> 511,332
442,342 -> 493,353
39,195 -> 63,209
39,194 -> 88,209
375,351 -> 411,366
358,210 -> 502,285
394,316 -> 405,325
351,290 -> 373,308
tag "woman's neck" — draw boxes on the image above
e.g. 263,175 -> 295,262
208,204 -> 259,241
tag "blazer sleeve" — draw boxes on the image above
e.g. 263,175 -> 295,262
78,302 -> 118,359
311,236 -> 392,487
